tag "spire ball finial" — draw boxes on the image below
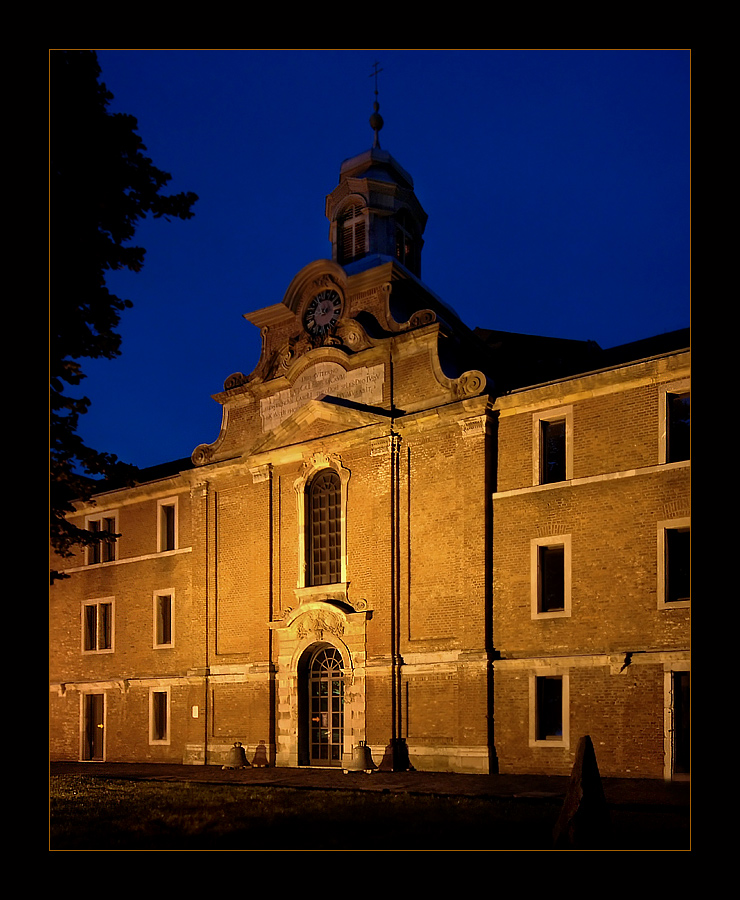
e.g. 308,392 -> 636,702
369,62 -> 384,149
370,101 -> 384,148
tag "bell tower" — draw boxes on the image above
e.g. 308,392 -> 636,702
325,69 -> 428,278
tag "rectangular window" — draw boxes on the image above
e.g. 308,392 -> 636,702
154,592 -> 174,648
666,527 -> 690,604
539,545 -> 565,611
658,519 -> 690,608
531,535 -> 571,618
666,391 -> 690,463
157,500 -> 178,552
530,672 -> 569,747
660,379 -> 690,464
82,599 -> 114,653
536,676 -> 563,740
150,689 -> 170,744
540,419 -> 566,483
86,514 -> 118,565
533,407 -> 573,485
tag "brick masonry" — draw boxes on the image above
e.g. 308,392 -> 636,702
50,149 -> 689,779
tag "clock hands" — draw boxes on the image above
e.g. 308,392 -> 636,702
304,290 -> 343,338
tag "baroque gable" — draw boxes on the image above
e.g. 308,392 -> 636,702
191,257 -> 487,467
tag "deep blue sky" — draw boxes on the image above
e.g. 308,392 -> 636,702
76,50 -> 690,470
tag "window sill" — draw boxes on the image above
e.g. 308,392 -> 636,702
658,599 -> 690,610
66,546 -> 192,574
294,582 -> 350,606
532,609 -> 570,620
496,459 -> 690,500
84,559 -> 118,570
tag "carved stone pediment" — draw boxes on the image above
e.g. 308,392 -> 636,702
248,398 -> 386,456
280,599 -> 369,640
295,608 -> 345,643
290,582 -> 368,613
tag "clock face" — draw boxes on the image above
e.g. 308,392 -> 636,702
304,289 -> 343,337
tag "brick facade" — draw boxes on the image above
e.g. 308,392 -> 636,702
50,143 -> 689,779
491,352 -> 690,778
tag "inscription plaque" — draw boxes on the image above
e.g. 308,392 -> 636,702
260,362 -> 385,432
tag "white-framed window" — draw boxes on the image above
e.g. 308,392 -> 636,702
149,687 -> 170,745
529,671 -> 570,748
153,590 -> 174,648
659,379 -> 690,464
85,512 -> 118,565
294,453 -> 350,591
307,469 -> 342,586
658,518 -> 690,609
533,407 -> 573,485
157,498 -> 178,552
531,535 -> 571,618
82,598 -> 114,654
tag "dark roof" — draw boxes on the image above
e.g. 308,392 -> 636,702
473,326 -> 689,393
130,457 -> 195,484
474,328 -> 602,391
596,327 -> 690,368
82,456 -> 195,497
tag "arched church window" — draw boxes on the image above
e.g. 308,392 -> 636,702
337,202 -> 366,264
307,469 -> 342,586
395,209 -> 417,272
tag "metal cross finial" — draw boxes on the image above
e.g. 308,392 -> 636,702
370,61 -> 383,97
369,62 -> 384,149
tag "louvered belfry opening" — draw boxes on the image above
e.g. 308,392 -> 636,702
308,470 -> 342,586
338,203 -> 366,264
394,208 -> 418,273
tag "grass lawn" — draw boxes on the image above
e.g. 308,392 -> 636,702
49,775 -> 688,851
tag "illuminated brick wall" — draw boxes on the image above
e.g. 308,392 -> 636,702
491,351 -> 690,778
49,260 -> 689,778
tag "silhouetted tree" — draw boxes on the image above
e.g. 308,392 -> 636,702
50,51 -> 197,580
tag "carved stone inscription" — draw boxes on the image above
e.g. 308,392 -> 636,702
260,362 -> 384,432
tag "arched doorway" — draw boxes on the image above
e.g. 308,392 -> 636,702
299,644 -> 345,766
